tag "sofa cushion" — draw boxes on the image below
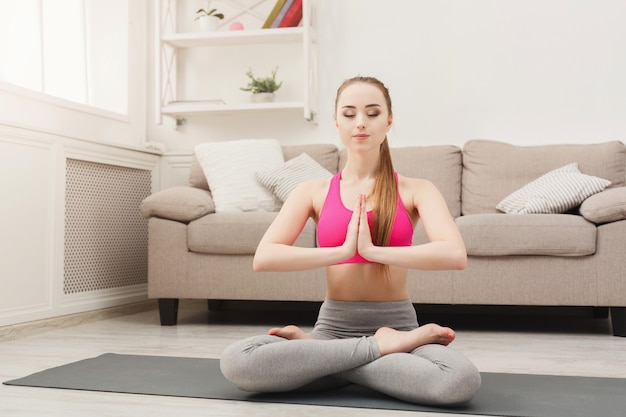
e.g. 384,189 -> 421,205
194,139 -> 284,212
456,213 -> 597,256
189,144 -> 340,191
580,187 -> 626,224
462,140 -> 626,215
140,186 -> 214,222
496,163 -> 610,214
339,145 -> 463,217
187,212 -> 317,255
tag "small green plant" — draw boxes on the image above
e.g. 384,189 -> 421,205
240,67 -> 283,94
195,7 -> 224,20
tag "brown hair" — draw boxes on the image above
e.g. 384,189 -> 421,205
335,77 -> 397,270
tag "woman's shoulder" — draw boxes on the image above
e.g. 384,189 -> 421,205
285,176 -> 333,218
294,176 -> 333,193
396,173 -> 436,190
396,174 -> 443,203
286,176 -> 333,204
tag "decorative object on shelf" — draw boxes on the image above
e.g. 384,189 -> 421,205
262,0 -> 288,28
229,21 -> 244,31
240,67 -> 282,102
271,0 -> 293,28
263,0 -> 302,28
278,0 -> 302,28
195,1 -> 224,33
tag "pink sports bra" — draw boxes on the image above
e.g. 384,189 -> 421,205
317,171 -> 414,264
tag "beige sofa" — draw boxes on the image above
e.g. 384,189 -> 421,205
140,140 -> 626,336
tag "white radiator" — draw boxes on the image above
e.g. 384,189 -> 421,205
64,159 -> 151,294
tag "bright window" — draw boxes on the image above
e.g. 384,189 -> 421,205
0,0 -> 128,115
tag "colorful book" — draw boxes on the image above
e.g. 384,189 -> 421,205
278,0 -> 302,28
271,0 -> 295,28
262,0 -> 287,29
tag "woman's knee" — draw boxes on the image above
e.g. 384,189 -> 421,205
219,339 -> 247,384
219,335 -> 278,390
412,345 -> 482,405
437,360 -> 482,405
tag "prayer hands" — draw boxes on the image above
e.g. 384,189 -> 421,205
357,194 -> 374,257
343,194 -> 374,260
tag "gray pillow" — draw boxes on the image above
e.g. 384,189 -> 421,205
580,187 -> 626,224
140,186 -> 215,222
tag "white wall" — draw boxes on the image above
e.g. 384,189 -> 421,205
148,0 -> 626,151
0,1 -> 156,326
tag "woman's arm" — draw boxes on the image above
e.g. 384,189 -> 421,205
253,180 -> 360,272
358,178 -> 467,271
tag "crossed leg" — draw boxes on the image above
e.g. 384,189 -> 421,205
220,323 -> 480,405
340,343 -> 481,405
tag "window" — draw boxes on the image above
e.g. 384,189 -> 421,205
0,0 -> 128,115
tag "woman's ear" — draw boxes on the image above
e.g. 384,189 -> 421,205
387,115 -> 393,131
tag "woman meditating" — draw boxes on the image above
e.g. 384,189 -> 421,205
220,76 -> 481,406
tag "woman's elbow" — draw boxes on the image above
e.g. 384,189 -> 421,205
452,247 -> 468,270
252,250 -> 269,272
252,255 -> 267,272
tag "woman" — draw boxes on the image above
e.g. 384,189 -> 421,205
220,76 -> 481,406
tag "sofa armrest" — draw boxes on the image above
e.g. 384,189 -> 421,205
580,187 -> 626,224
140,186 -> 215,222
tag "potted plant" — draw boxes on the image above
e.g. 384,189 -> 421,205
240,67 -> 283,103
195,2 -> 224,32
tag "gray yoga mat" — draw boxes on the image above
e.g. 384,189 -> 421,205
4,353 -> 625,417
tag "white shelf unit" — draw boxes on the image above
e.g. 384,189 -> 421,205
156,0 -> 317,124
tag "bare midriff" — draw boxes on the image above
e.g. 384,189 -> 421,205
325,263 -> 410,302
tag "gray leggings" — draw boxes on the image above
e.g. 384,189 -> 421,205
220,299 -> 481,406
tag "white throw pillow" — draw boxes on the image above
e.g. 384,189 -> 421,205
194,139 -> 284,212
256,153 -> 333,202
496,163 -> 611,214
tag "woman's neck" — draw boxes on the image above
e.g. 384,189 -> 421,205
342,151 -> 379,180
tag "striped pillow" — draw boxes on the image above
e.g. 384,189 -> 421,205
256,153 -> 332,204
496,163 -> 611,214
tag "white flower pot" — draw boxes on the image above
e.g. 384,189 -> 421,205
198,15 -> 219,32
251,93 -> 275,103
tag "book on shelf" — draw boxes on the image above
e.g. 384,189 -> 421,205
278,0 -> 303,28
270,0 -> 295,28
262,0 -> 287,29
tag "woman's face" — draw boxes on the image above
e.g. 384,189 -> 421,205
335,82 -> 392,150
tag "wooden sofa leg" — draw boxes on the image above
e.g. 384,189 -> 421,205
208,299 -> 224,311
158,298 -> 179,326
610,307 -> 626,337
593,307 -> 609,318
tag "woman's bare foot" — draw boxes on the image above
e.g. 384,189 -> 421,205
268,325 -> 311,340
374,323 -> 455,356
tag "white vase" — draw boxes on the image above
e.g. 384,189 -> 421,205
251,93 -> 275,103
198,15 -> 219,32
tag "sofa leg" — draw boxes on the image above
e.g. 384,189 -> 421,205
208,299 -> 224,311
593,307 -> 609,318
610,307 -> 626,337
158,298 -> 179,326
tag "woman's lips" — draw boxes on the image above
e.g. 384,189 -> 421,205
353,134 -> 369,140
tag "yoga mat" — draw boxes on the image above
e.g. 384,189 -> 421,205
4,353 -> 625,417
